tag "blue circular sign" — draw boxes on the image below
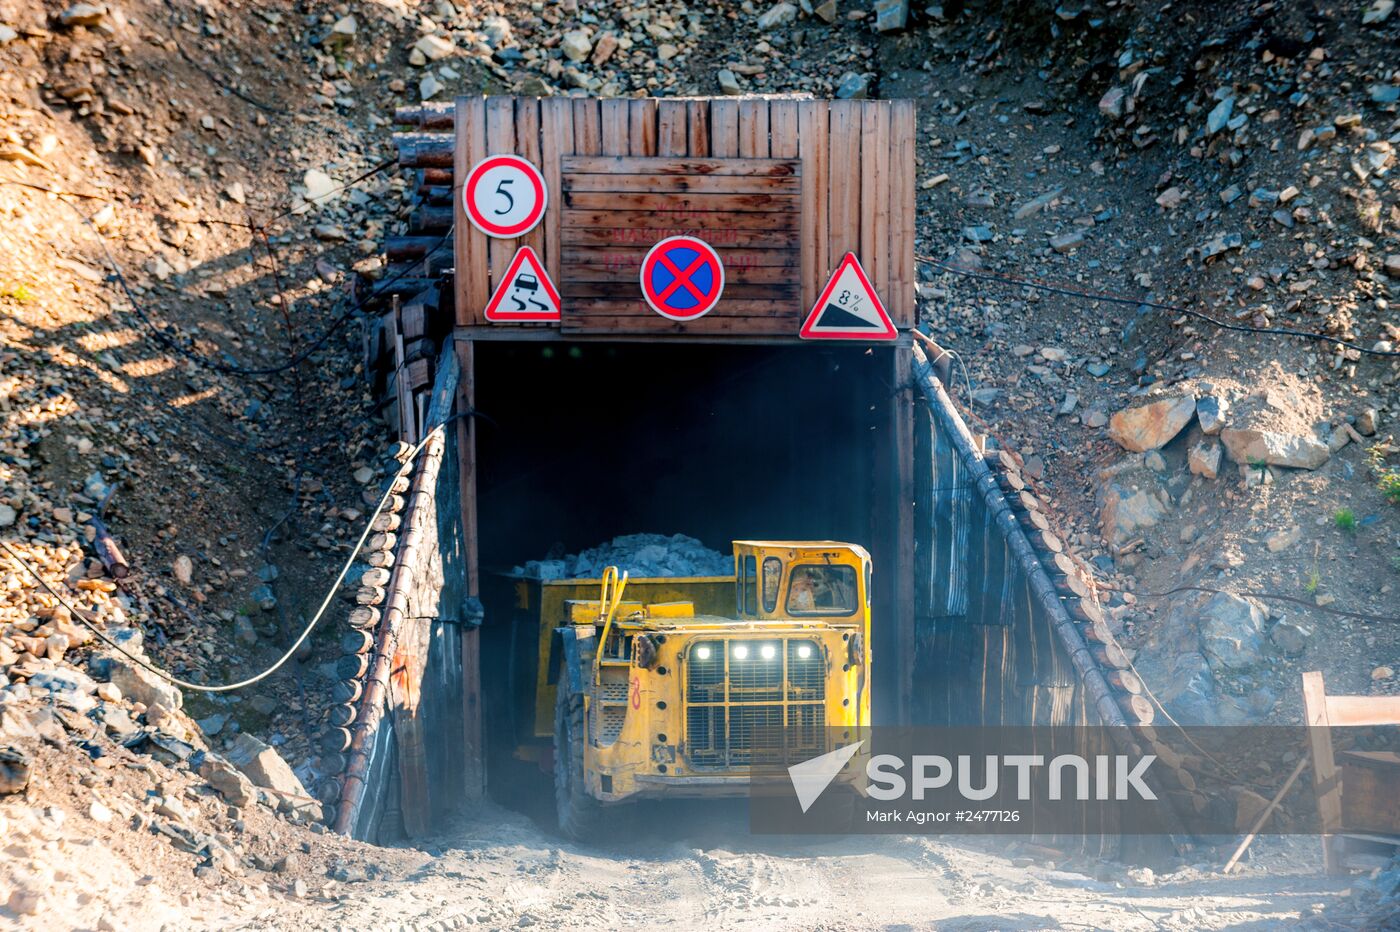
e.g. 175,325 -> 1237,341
640,236 -> 725,321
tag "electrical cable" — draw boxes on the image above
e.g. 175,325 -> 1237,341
916,254 -> 1400,358
0,158 -> 396,229
0,415 -> 463,693
1131,584 -> 1399,625
1,159 -> 421,379
160,0 -> 291,115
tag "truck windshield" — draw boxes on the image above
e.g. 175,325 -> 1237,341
739,554 -> 757,615
786,564 -> 858,616
762,557 -> 782,612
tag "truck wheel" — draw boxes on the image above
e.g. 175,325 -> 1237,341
553,674 -> 604,840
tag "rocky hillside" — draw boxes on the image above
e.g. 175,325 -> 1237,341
0,0 -> 1397,926
888,0 -> 1400,727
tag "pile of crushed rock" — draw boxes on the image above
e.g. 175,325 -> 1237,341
514,534 -> 734,580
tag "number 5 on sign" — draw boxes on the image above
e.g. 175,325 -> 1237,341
463,154 -> 547,239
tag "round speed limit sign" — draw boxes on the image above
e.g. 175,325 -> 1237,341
463,155 -> 547,239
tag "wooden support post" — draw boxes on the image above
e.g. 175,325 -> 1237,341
893,348 -> 915,725
455,337 -> 484,801
1302,670 -> 1343,873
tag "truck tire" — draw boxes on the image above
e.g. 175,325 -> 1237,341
553,673 -> 605,840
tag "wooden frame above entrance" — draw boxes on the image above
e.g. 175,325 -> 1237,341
420,96 -> 917,342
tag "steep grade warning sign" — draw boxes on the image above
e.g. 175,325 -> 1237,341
800,253 -> 896,340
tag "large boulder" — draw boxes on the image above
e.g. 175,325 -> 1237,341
1132,603 -> 1222,725
108,656 -> 182,711
1198,591 -> 1269,672
197,752 -> 258,808
1098,481 -> 1169,548
1107,396 -> 1196,452
225,734 -> 322,821
1219,428 -> 1329,469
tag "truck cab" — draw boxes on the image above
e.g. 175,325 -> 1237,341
550,541 -> 871,837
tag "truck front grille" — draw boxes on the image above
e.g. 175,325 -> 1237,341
684,639 -> 825,769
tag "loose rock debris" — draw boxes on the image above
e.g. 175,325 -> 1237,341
0,0 -> 1398,927
515,533 -> 734,580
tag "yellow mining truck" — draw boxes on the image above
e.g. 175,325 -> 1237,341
538,541 -> 871,837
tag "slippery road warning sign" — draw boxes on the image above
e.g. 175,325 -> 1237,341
640,236 -> 725,321
464,154 -> 547,239
484,246 -> 561,322
800,253 -> 896,340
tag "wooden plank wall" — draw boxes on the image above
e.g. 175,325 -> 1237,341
558,156 -> 801,334
453,96 -> 916,338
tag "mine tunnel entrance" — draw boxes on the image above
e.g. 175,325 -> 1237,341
470,340 -> 906,804
346,97 -> 1138,848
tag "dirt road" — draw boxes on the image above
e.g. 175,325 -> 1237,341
242,802 -> 1349,931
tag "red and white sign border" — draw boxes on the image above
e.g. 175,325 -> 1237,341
799,252 -> 897,341
463,154 -> 548,239
483,246 -> 561,322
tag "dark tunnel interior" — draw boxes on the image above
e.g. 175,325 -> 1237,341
473,341 -> 896,569
470,339 -> 905,787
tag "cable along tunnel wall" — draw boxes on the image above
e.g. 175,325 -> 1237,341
911,349 -> 1126,731
335,347 -> 476,842
909,343 -> 1199,857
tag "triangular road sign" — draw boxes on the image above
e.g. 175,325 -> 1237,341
483,246 -> 561,322
800,253 -> 896,340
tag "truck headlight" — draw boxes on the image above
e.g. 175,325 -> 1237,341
796,644 -> 812,659
732,644 -> 749,660
760,644 -> 777,661
695,645 -> 711,661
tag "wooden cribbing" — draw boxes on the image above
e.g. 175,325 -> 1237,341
1019,509 -> 1050,532
1105,668 -> 1143,695
1079,619 -> 1117,645
1065,596 -> 1104,626
997,471 -> 1026,493
1119,694 -> 1155,725
1092,641 -> 1131,670
1055,573 -> 1091,599
332,679 -> 362,704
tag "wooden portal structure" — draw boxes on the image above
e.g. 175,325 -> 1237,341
1302,671 -> 1400,872
337,96 -> 1179,849
434,96 -> 917,337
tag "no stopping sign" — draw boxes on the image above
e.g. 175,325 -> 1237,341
640,236 -> 725,321
464,154 -> 547,238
